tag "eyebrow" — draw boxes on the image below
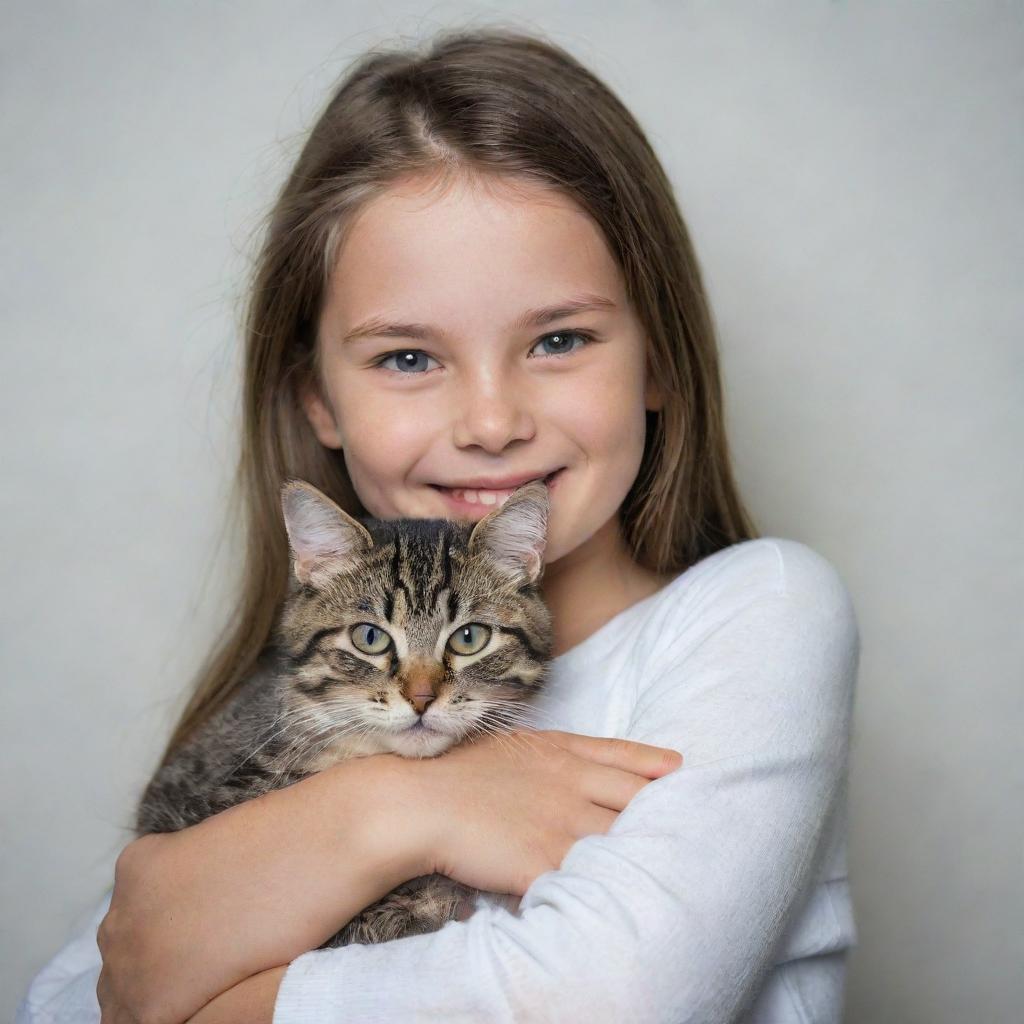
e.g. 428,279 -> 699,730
341,293 -> 618,345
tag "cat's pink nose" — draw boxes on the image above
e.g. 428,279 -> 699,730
401,663 -> 442,714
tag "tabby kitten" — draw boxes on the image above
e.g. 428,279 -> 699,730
135,478 -> 554,947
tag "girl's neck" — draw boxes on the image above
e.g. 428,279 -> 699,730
540,513 -> 679,660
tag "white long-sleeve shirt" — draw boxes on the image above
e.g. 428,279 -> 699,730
17,537 -> 859,1023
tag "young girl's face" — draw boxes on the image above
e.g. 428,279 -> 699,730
303,171 -> 663,569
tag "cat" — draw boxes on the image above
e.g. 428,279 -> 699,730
134,477 -> 554,947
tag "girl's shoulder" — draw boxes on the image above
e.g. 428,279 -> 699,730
544,538 -> 859,708
625,538 -> 860,736
678,536 -> 854,607
640,536 -> 859,669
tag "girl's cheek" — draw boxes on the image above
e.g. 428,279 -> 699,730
572,367 -> 647,449
335,377 -> 436,446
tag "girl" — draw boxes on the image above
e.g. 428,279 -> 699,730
19,26 -> 859,1024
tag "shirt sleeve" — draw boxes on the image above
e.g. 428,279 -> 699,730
273,543 -> 860,1024
15,890 -> 108,1024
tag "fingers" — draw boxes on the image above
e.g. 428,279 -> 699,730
578,764 -> 655,813
538,730 -> 683,778
570,804 -> 620,839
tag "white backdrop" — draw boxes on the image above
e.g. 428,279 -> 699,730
2,3 -> 1021,1021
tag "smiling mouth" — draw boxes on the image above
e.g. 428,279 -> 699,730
431,468 -> 563,506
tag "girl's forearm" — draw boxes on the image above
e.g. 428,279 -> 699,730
185,966 -> 288,1024
173,752 -> 429,964
116,752 -> 431,1022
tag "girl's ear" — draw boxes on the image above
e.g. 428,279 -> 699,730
281,480 -> 372,586
299,377 -> 344,449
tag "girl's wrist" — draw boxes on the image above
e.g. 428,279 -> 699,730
338,752 -> 441,884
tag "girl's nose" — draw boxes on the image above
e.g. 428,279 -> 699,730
452,378 -> 536,453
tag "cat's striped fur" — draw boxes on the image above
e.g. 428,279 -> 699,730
134,479 -> 553,947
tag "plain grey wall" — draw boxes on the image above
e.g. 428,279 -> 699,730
2,3 -> 1021,1021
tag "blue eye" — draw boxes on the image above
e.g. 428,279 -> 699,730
529,330 -> 594,358
374,351 -> 441,374
372,330 -> 595,375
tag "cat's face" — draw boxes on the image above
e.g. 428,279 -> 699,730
274,479 -> 553,759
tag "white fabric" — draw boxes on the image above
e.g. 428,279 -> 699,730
16,537 -> 859,1024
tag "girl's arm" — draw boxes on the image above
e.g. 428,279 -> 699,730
183,967 -> 288,1024
18,752 -> 428,1024
267,540 -> 860,1024
19,726 -> 676,1024
96,751 -> 429,1024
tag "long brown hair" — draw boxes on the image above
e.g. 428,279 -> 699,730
156,25 -> 757,770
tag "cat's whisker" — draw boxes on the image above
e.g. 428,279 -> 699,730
490,731 -> 534,768
472,701 -> 549,735
523,689 -> 578,713
271,719 -> 366,775
256,706 -> 346,756
463,712 -> 537,758
476,693 -> 552,716
228,708 -> 324,774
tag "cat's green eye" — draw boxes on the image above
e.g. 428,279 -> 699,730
447,623 -> 492,656
350,623 -> 393,655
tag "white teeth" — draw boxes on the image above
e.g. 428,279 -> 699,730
445,473 -> 559,507
450,487 -> 517,506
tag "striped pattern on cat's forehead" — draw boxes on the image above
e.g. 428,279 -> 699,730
370,518 -> 472,621
362,517 -> 516,621
280,516 -> 549,660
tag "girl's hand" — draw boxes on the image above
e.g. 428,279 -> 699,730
97,832 -> 203,1024
419,729 -> 683,896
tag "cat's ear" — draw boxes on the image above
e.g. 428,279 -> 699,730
468,480 -> 549,586
280,480 -> 373,587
